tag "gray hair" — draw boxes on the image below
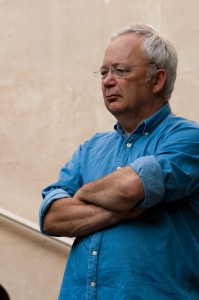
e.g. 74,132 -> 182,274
111,24 -> 178,100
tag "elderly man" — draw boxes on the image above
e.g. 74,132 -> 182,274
39,24 -> 199,299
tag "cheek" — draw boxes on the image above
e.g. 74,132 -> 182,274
101,83 -> 106,96
101,86 -> 108,106
122,84 -> 135,100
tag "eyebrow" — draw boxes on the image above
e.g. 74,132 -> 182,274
100,62 -> 127,69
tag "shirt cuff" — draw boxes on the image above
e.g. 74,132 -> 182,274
130,155 -> 165,208
39,188 -> 70,233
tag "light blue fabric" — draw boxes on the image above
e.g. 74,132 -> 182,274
39,104 -> 199,299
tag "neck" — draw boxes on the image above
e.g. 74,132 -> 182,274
123,129 -> 133,136
116,112 -> 144,134
121,122 -> 138,135
117,98 -> 168,135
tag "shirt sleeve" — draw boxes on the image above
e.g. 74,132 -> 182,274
130,156 -> 165,208
39,189 -> 70,233
39,144 -> 83,233
131,122 -> 199,208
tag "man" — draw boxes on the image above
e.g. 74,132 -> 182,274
39,24 -> 199,299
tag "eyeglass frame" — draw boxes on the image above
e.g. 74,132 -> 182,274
94,62 -> 157,79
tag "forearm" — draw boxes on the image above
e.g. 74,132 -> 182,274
42,197 -> 126,237
75,166 -> 144,211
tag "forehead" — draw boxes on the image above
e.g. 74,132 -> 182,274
103,33 -> 145,65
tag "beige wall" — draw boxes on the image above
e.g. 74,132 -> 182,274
0,217 -> 70,300
1,1 -> 199,299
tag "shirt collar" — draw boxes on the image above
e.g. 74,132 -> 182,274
114,103 -> 172,137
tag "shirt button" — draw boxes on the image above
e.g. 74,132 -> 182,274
92,250 -> 97,256
144,132 -> 149,136
91,282 -> 96,287
126,143 -> 131,148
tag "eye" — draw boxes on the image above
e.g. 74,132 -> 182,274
100,68 -> 109,77
116,66 -> 133,77
115,67 -> 126,77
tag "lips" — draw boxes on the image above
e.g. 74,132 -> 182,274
105,94 -> 120,101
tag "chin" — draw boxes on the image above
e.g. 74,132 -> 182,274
106,101 -> 122,111
107,106 -> 124,117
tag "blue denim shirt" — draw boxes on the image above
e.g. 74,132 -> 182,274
39,104 -> 199,300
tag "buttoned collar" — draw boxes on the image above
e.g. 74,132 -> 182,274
114,103 -> 172,139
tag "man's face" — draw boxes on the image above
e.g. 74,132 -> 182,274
101,33 -> 156,124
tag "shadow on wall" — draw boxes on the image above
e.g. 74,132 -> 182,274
0,285 -> 10,300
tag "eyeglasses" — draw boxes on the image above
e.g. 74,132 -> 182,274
94,62 -> 156,79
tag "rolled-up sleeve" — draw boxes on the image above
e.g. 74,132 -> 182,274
130,122 -> 199,208
130,156 -> 165,208
39,144 -> 83,233
39,189 -> 70,233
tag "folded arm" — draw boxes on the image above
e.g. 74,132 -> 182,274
75,166 -> 144,211
42,166 -> 145,237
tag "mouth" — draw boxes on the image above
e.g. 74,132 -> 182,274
105,94 -> 120,101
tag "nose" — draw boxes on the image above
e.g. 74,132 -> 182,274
102,70 -> 117,88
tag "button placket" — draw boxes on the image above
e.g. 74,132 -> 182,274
114,138 -> 134,170
86,233 -> 102,300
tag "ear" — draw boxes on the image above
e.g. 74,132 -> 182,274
152,69 -> 167,95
